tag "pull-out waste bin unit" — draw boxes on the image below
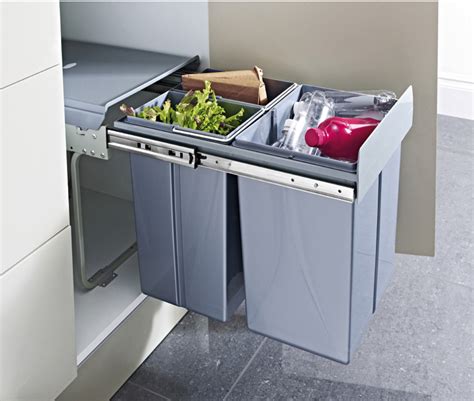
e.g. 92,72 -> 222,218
63,40 -> 413,364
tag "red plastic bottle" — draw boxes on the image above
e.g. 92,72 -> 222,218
305,117 -> 380,162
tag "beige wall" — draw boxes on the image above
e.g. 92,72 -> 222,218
209,1 -> 437,256
60,1 -> 210,67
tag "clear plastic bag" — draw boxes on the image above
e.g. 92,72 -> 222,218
324,90 -> 397,118
273,91 -> 335,154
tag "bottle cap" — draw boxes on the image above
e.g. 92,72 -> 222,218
305,127 -> 325,147
293,101 -> 307,115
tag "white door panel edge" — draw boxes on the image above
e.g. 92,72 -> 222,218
0,1 -> 62,88
0,227 -> 77,401
1,65 -> 69,273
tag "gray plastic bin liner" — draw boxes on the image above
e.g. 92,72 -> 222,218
124,90 -> 262,143
238,175 -> 380,364
130,154 -> 245,322
233,84 -> 387,172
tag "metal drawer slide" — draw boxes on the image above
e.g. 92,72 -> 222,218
108,130 -> 197,168
107,130 -> 354,203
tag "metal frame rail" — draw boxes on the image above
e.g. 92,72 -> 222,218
107,130 -> 355,203
68,127 -> 137,290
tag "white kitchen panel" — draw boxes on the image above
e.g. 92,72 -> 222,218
0,227 -> 76,401
0,65 -> 69,273
0,1 -> 61,88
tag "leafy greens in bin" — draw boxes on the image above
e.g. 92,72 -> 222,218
120,81 -> 245,136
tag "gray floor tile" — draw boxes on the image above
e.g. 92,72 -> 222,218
129,305 -> 264,401
112,382 -> 168,401
226,264 -> 472,401
226,339 -> 431,401
402,116 -> 474,288
437,115 -> 474,154
413,143 -> 474,288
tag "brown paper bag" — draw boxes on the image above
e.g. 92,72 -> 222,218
181,66 -> 268,105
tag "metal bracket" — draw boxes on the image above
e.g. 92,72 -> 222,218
66,124 -> 109,160
88,270 -> 117,288
87,243 -> 138,288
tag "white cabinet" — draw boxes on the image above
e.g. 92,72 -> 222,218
0,65 -> 69,273
0,1 -> 61,88
0,227 -> 76,401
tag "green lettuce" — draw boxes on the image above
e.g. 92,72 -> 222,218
121,81 -> 245,135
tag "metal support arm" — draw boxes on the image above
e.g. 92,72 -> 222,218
70,152 -> 137,290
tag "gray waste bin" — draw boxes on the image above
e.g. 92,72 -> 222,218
112,76 -> 412,361
234,84 -> 404,363
131,155 -> 245,322
63,40 -> 411,362
238,175 -> 380,363
127,79 -> 298,322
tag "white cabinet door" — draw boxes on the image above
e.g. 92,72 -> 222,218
0,65 -> 69,273
0,227 -> 76,401
0,1 -> 61,88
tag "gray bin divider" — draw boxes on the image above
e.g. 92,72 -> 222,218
130,153 -> 245,322
238,175 -> 379,363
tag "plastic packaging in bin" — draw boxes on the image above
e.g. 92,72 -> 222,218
273,91 -> 334,155
305,117 -> 380,162
233,84 -> 397,170
325,89 -> 397,117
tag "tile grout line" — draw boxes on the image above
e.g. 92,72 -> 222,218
425,271 -> 474,291
127,380 -> 172,401
222,337 -> 268,401
397,262 -> 474,291
437,145 -> 474,157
